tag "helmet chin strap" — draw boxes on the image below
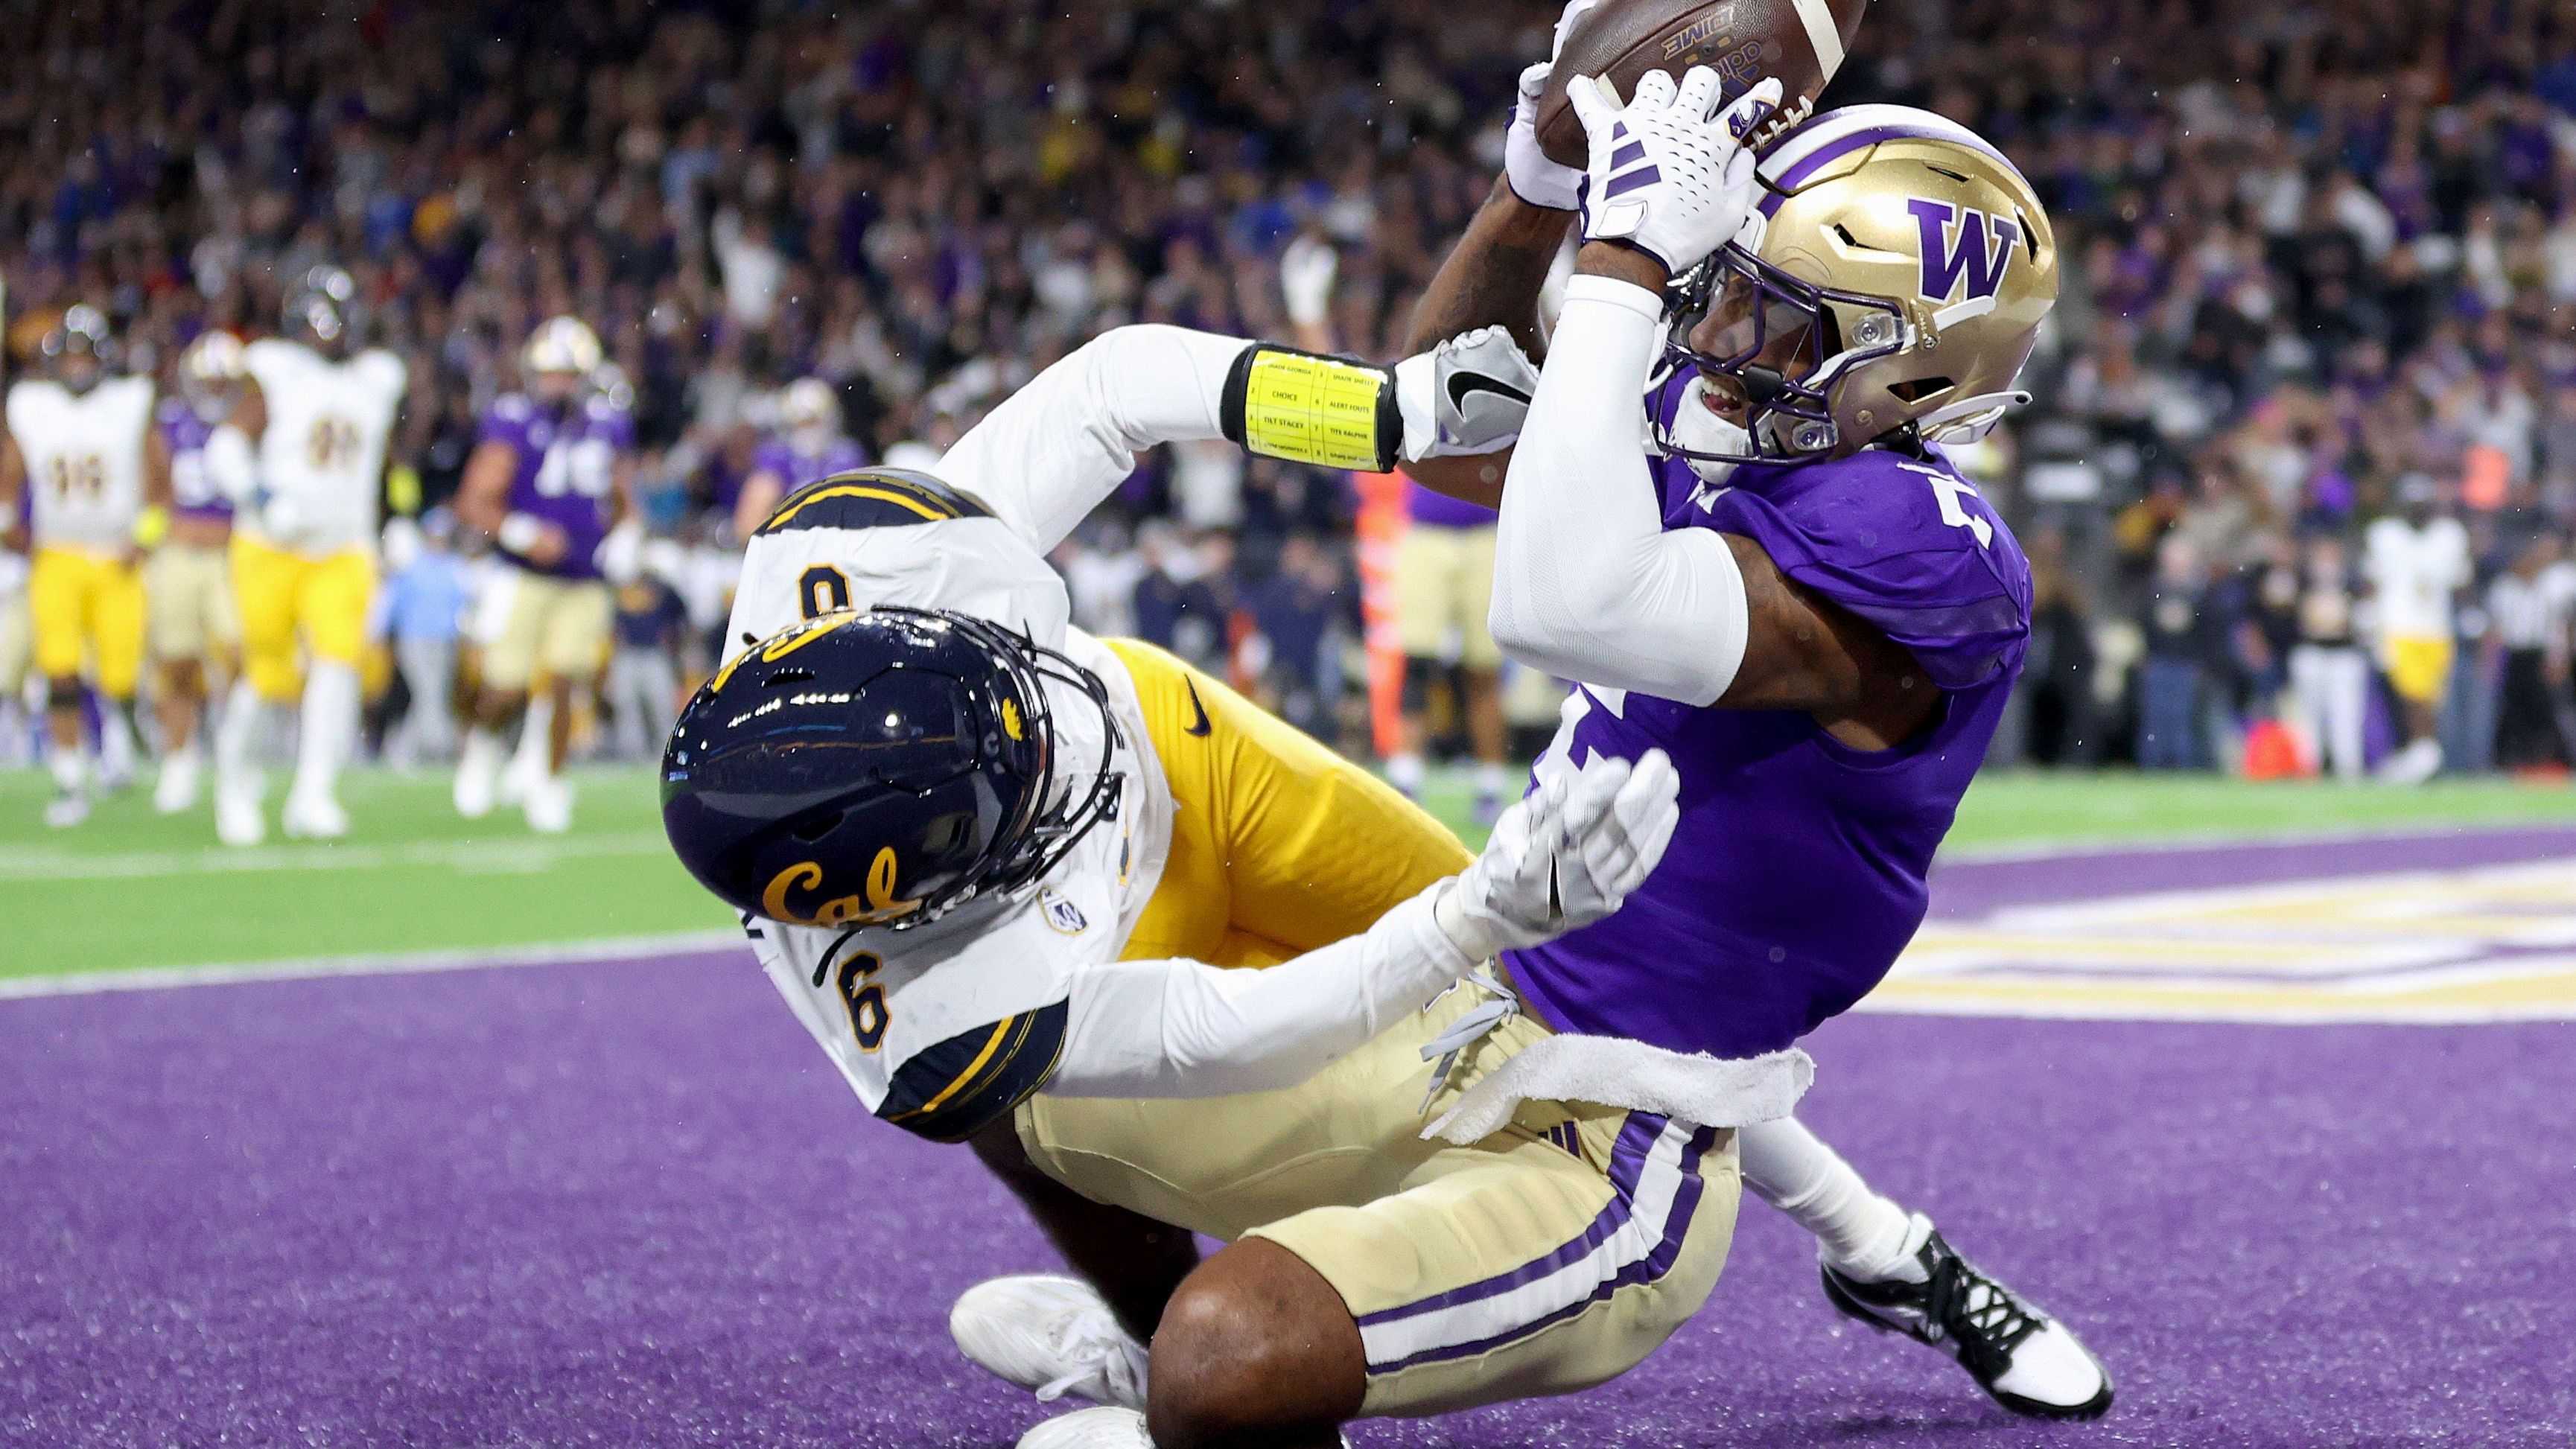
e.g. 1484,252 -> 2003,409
1914,390 -> 2032,445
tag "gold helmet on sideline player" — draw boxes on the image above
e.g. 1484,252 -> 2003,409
522,316 -> 604,404
1660,104 -> 2058,471
179,330 -> 249,422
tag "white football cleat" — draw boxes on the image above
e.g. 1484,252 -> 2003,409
453,732 -> 500,819
1822,1213 -> 2112,1421
42,790 -> 89,829
497,741 -> 543,807
1017,1407 -> 1152,1449
2376,736 -> 2443,786
281,790 -> 349,841
953,1275 -> 1149,1411
154,748 -> 203,815
524,775 -> 573,835
215,770 -> 266,847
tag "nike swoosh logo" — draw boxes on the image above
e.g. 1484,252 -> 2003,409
1446,371 -> 1533,413
1183,680 -> 1212,737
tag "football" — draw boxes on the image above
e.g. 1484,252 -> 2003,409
1536,0 -> 1871,167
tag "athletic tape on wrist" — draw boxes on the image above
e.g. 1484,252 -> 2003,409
1220,345 -> 1399,473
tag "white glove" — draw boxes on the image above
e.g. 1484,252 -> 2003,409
1393,325 -> 1542,461
1435,748 -> 1682,961
1280,235 -> 1338,330
1571,69 -> 1779,276
1504,63 -> 1583,211
1548,0 -> 1604,56
596,518 -> 646,585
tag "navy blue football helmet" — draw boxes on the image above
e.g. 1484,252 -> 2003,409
661,607 -> 1123,931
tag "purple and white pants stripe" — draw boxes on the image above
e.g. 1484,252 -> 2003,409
1355,1112 -> 1721,1375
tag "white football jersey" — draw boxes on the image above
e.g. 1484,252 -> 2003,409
244,340 -> 407,553
7,376 -> 155,555
728,468 -> 1176,1141
2364,515 -> 2472,640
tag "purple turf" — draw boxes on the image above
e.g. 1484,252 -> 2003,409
7,838 -> 2576,1446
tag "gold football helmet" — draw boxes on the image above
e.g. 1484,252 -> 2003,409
1658,104 -> 2058,465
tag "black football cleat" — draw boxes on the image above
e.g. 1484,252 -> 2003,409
1821,1215 -> 2114,1421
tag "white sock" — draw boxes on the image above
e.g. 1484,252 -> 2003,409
216,678 -> 267,783
1739,1116 -> 1917,1278
290,661 -> 360,803
48,745 -> 86,795
1385,751 -> 1426,794
1475,761 -> 1511,797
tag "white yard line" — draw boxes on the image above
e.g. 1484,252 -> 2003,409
0,932 -> 749,1001
0,832 -> 672,881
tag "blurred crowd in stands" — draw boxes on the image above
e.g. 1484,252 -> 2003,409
5,0 -> 2576,780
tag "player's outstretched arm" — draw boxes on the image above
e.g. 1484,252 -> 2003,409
1047,751 -> 1678,1099
937,322 -> 1521,554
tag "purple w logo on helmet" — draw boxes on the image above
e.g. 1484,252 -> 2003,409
1906,199 -> 2018,303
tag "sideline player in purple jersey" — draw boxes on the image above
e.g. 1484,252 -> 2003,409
146,332 -> 253,815
734,377 -> 866,541
1402,66 -> 2111,1420
452,316 -> 637,833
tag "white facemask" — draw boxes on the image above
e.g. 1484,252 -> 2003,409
1662,375 -> 1752,485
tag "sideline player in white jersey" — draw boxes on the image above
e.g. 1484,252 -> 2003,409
212,266 -> 408,844
0,489 -> 29,764
0,307 -> 171,827
662,325 -> 1722,1446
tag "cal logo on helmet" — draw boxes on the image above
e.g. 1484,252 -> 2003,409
760,847 -> 920,928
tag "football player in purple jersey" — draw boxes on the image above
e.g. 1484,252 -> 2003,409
451,316 -> 637,833
734,377 -> 866,541
954,69 -> 2111,1449
1405,71 -> 2109,1421
145,331 -> 252,815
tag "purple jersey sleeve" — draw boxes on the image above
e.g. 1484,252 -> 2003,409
1677,448 -> 2032,692
479,395 -> 538,450
1405,478 -> 1497,529
753,436 -> 867,495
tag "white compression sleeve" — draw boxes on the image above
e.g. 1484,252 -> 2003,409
1048,885 -> 1477,1098
936,324 -> 1253,552
1489,274 -> 1750,707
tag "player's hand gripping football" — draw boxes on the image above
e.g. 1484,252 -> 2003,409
1503,0 -> 1604,209
1437,748 -> 1682,961
1570,67 -> 1781,276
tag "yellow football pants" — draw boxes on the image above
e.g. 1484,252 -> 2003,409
231,534 -> 375,703
30,547 -> 145,698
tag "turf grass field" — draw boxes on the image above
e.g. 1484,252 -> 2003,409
2,762 -> 2571,980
